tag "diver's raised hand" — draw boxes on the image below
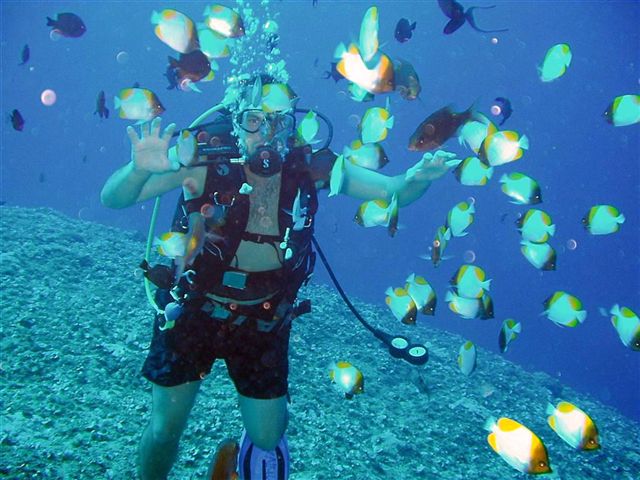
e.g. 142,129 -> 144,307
126,117 -> 179,173
406,150 -> 456,183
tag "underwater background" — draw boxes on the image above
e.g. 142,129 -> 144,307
1,1 -> 639,479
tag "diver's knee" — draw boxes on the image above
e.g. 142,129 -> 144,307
148,417 -> 186,445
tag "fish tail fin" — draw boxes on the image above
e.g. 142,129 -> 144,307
113,96 -> 121,109
483,416 -> 496,432
411,21 -> 417,30
519,134 -> 530,150
46,16 -> 55,26
548,224 -> 556,236
333,42 -> 347,59
545,402 -> 556,416
618,213 -> 626,224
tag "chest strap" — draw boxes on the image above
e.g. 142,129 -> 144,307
241,231 -> 282,244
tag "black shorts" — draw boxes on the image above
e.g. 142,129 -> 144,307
141,302 -> 291,399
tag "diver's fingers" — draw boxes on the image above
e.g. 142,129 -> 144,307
126,126 -> 140,146
140,121 -> 151,139
162,123 -> 177,143
150,117 -> 162,137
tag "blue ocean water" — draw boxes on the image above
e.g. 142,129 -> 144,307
1,0 -> 638,434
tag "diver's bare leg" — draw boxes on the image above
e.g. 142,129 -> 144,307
238,394 -> 288,450
138,381 -> 201,480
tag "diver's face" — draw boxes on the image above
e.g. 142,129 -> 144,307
235,109 -> 295,156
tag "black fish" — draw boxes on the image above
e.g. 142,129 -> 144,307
408,105 -> 474,151
10,109 -> 24,131
166,50 -> 211,91
46,12 -> 86,38
19,45 -> 30,65
95,91 -> 109,119
394,18 -> 416,43
494,97 -> 512,125
321,62 -> 344,83
437,0 -> 508,35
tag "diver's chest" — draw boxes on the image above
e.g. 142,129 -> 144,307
245,172 -> 282,234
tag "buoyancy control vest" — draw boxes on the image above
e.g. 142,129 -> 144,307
169,114 -> 333,302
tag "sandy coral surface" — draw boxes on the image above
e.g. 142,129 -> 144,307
1,207 -> 639,479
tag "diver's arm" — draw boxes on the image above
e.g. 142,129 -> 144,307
341,150 -> 454,207
100,147 -> 191,209
101,118 -> 191,209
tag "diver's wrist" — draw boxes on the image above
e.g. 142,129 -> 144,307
129,161 -> 153,177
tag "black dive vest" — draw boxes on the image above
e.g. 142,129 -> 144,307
170,118 -> 319,302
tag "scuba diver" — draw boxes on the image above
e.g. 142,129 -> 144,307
100,74 -> 454,480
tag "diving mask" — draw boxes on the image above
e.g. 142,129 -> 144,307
237,109 -> 296,177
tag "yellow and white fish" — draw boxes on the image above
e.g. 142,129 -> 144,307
445,290 -> 493,320
335,42 -> 395,94
500,172 -> 542,205
499,318 -> 521,353
446,201 -> 475,237
261,83 -> 297,112
360,97 -> 394,144
485,417 -> 552,474
457,341 -> 477,376
197,26 -> 230,59
151,9 -> 199,54
385,286 -> 418,325
539,43 -> 572,82
450,264 -> 491,299
114,88 -> 165,122
516,208 -> 556,243
458,113 -> 498,153
329,361 -> 364,399
582,205 -> 625,235
328,154 -> 345,197
603,94 -> 640,127
358,6 -> 379,63
404,273 -> 437,315
609,304 -> 640,351
451,156 -> 494,186
520,240 -> 557,271
354,193 -> 399,236
154,231 -> 187,258
479,130 -> 529,166
203,4 -> 245,38
177,129 -> 197,167
546,401 -> 600,451
297,110 -> 320,145
343,140 -> 388,170
543,291 -> 586,327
